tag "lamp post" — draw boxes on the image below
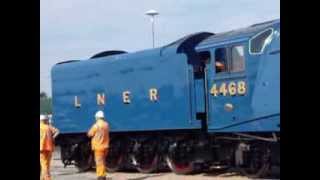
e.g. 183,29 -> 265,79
145,9 -> 159,48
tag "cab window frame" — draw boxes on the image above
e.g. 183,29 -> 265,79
249,28 -> 274,55
214,47 -> 229,75
213,43 -> 246,75
230,45 -> 246,73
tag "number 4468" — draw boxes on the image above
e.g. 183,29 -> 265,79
210,81 -> 247,96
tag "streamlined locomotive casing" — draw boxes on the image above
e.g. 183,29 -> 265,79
51,19 -> 280,176
195,19 -> 280,133
52,19 -> 279,134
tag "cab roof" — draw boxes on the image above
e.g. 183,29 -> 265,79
197,19 -> 280,49
54,19 -> 279,67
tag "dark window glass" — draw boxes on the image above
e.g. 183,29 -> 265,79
250,29 -> 273,54
215,48 -> 227,73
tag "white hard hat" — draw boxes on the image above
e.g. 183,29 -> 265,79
95,111 -> 104,119
40,114 -> 48,121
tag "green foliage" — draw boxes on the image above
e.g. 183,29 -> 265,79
40,92 -> 52,114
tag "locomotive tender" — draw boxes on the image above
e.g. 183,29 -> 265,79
52,19 -> 280,177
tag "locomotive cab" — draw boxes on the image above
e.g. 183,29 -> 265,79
195,19 -> 280,133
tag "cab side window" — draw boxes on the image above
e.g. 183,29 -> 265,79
214,45 -> 245,74
231,46 -> 245,72
215,48 -> 227,73
249,28 -> 273,54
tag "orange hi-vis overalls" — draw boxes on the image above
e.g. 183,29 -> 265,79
40,122 -> 58,180
88,119 -> 110,178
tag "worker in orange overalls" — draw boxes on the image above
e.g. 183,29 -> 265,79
88,110 -> 110,180
40,114 -> 59,180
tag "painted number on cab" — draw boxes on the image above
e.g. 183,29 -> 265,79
210,81 -> 247,96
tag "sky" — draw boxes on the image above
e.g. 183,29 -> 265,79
40,0 -> 280,95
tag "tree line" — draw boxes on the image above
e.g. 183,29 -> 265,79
40,92 -> 52,114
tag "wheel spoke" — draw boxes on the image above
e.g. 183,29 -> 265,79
130,139 -> 159,173
166,155 -> 194,174
106,152 -> 123,172
132,154 -> 159,173
166,139 -> 195,174
105,139 -> 124,172
236,143 -> 271,178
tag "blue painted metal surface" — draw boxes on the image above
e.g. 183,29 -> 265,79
51,19 -> 280,134
196,19 -> 280,133
52,48 -> 202,133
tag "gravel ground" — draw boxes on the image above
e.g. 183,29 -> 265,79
50,149 -> 277,180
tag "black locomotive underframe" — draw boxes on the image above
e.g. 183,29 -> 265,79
56,130 -> 279,176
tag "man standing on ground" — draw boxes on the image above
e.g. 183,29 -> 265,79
40,114 -> 59,180
88,110 -> 110,180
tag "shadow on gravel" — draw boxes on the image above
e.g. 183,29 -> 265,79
202,167 -> 280,179
127,174 -> 165,180
54,172 -> 80,176
202,168 -> 241,177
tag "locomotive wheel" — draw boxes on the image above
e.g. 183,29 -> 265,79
106,152 -> 123,172
130,139 -> 159,173
165,155 -> 195,174
75,154 -> 93,172
238,160 -> 269,178
237,143 -> 271,178
131,154 -> 159,173
105,140 -> 124,172
166,140 -> 195,174
60,144 -> 78,167
74,142 -> 94,172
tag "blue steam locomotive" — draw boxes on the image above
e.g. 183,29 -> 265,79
51,19 -> 280,177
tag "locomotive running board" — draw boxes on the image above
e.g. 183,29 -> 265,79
234,133 -> 279,142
